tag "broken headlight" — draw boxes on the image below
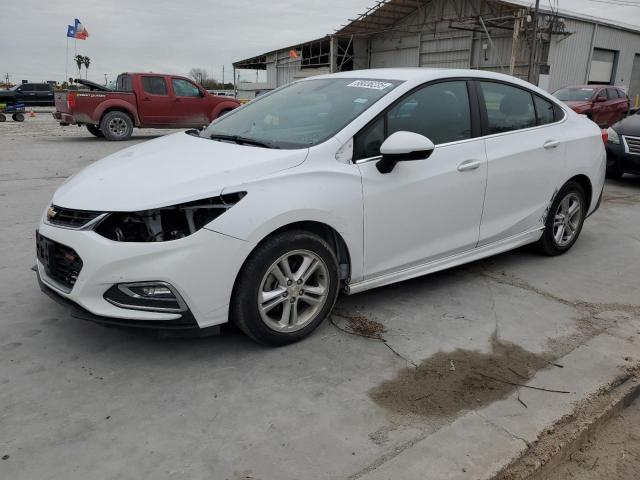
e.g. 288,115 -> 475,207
94,192 -> 246,242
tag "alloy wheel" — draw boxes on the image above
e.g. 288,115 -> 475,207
108,117 -> 128,137
553,192 -> 583,247
258,249 -> 330,332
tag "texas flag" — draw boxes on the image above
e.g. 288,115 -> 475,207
67,18 -> 89,39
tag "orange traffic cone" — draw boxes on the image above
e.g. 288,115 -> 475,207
29,108 -> 36,118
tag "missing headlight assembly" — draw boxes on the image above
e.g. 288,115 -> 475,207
94,192 -> 246,242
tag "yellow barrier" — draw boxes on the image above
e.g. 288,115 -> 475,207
635,94 -> 639,110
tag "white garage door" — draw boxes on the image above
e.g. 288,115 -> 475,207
588,48 -> 615,84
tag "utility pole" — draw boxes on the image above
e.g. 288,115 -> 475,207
4,72 -> 9,90
527,0 -> 541,83
104,73 -> 108,86
222,65 -> 225,85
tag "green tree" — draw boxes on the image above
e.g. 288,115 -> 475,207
83,56 -> 91,80
74,55 -> 84,78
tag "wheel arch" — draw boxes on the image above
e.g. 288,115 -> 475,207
97,103 -> 139,126
209,100 -> 240,121
566,174 -> 593,210
231,220 -> 353,300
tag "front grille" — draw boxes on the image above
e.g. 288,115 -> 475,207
47,205 -> 103,229
36,231 -> 83,291
625,135 -> 640,155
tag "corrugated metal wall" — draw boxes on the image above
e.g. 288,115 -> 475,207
356,0 -> 640,93
365,0 -> 532,77
263,51 -> 328,89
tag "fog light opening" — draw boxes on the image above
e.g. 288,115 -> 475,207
104,282 -> 188,313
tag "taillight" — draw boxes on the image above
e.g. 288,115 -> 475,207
67,92 -> 76,110
601,129 -> 608,144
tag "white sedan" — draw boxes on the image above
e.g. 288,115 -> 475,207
36,68 -> 606,345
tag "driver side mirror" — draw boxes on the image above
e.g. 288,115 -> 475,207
16,87 -> 22,93
376,131 -> 435,174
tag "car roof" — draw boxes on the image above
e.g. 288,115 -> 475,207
307,67 -> 560,99
312,67 -> 524,82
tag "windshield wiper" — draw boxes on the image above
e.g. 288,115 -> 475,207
208,133 -> 280,149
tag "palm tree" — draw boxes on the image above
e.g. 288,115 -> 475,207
83,56 -> 91,80
74,55 -> 84,79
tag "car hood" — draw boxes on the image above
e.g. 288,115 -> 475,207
612,113 -> 640,136
53,132 -> 308,211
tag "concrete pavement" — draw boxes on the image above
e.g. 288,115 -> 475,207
1,115 -> 639,480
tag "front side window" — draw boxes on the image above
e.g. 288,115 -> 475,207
172,78 -> 201,97
606,88 -> 619,99
203,78 -> 402,149
142,76 -> 167,96
354,81 -> 471,159
480,81 -> 536,134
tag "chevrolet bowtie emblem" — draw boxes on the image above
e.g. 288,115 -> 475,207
47,207 -> 56,220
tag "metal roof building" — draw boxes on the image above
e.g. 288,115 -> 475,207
233,0 -> 640,106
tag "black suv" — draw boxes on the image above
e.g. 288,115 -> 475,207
0,83 -> 55,106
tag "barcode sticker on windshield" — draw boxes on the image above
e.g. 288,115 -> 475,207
347,80 -> 393,90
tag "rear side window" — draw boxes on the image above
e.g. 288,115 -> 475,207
606,88 -> 619,99
116,74 -> 132,92
479,82 -> 536,134
172,78 -> 201,97
534,96 -> 555,125
22,84 -> 36,91
142,76 -> 168,95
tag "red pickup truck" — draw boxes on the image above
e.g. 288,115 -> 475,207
53,73 -> 240,140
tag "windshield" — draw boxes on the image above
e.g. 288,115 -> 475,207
553,87 -> 596,102
202,78 -> 402,148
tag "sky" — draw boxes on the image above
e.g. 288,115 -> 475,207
0,0 -> 373,85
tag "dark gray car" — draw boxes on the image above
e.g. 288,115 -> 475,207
606,110 -> 640,178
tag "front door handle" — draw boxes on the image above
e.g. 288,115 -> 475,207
543,139 -> 561,149
457,159 -> 481,172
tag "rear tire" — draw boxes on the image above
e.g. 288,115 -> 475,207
536,181 -> 586,256
231,230 -> 340,346
12,113 -> 24,122
86,124 -> 104,138
100,111 -> 133,141
0,114 -> 6,122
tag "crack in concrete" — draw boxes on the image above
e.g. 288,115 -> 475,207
346,428 -> 432,480
476,266 -> 640,317
474,410 -> 532,448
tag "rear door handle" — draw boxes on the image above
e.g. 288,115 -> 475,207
543,140 -> 561,149
457,159 -> 481,172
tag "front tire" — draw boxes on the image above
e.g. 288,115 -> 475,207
536,181 -> 586,256
100,111 -> 133,141
86,124 -> 104,138
231,230 -> 340,346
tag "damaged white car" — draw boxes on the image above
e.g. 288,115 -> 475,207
36,68 -> 606,345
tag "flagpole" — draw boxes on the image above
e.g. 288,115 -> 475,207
65,37 -> 69,83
